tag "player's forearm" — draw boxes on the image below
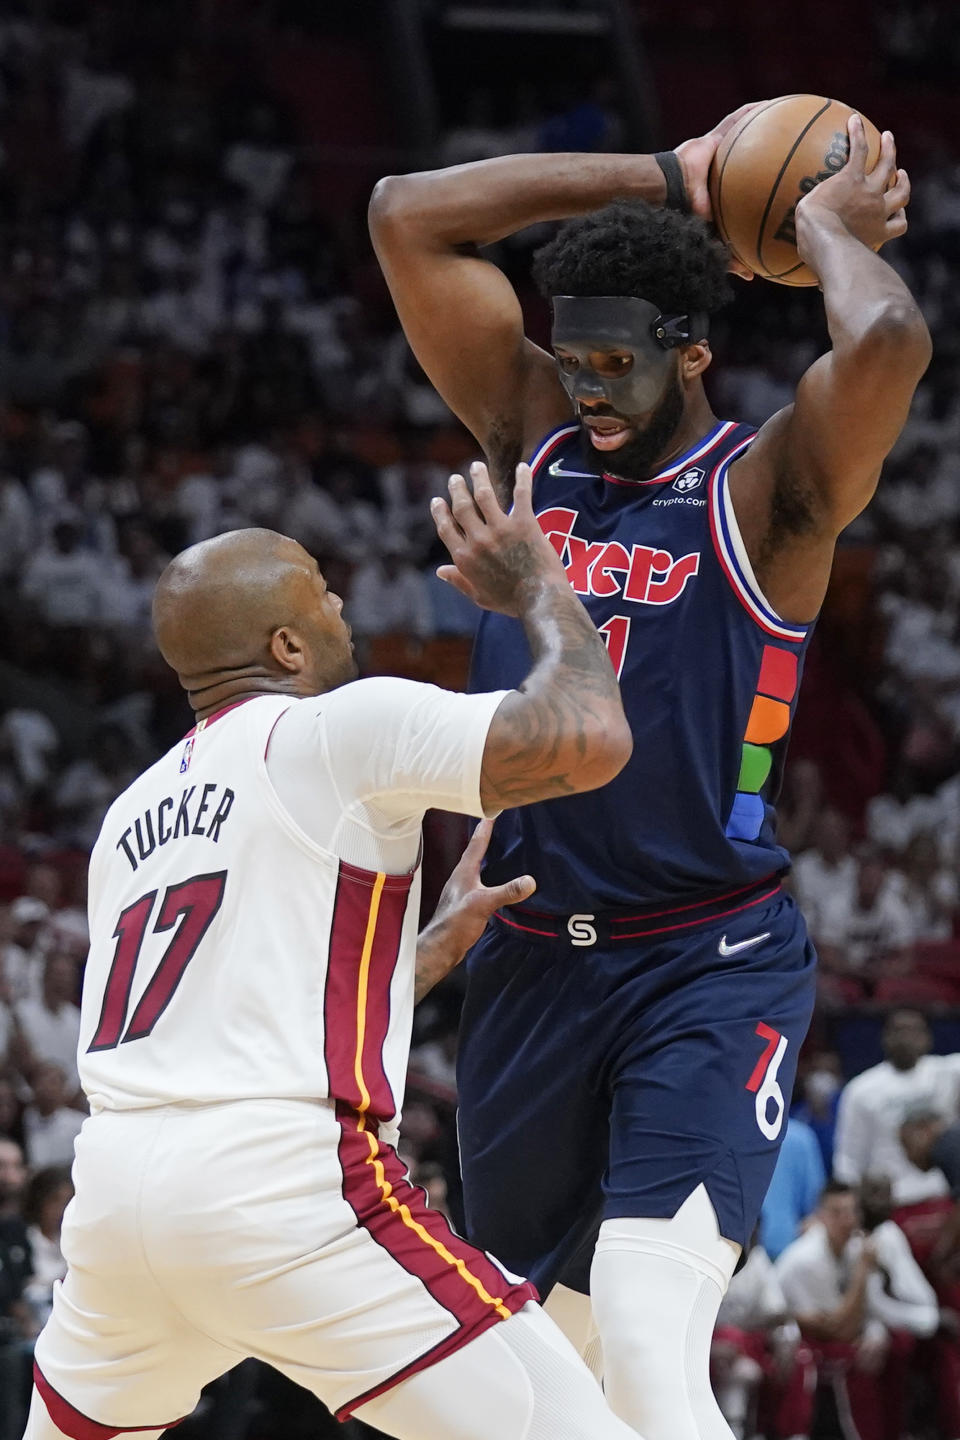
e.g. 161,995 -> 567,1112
481,577 -> 631,808
370,153 -> 667,249
414,921 -> 461,1005
795,211 -> 930,361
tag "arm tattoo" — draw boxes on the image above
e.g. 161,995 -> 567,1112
481,579 -> 625,808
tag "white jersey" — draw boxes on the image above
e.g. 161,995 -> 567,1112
79,680 -> 507,1117
833,1054 -> 960,1204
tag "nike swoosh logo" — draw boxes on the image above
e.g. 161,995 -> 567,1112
718,931 -> 770,957
548,459 -> 597,479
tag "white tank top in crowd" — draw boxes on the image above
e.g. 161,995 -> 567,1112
79,681 -> 507,1119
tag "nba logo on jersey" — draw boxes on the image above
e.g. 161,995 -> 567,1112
673,468 -> 704,493
179,735 -> 195,774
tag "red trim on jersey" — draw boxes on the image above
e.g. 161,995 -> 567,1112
612,884 -> 781,940
530,423 -> 579,475
323,861 -> 413,1121
333,1105 -> 537,1419
495,913 -> 565,938
182,696 -> 256,740
611,877 -> 775,924
263,704 -> 293,761
706,441 -> 808,641
497,876 -> 782,942
33,1363 -> 186,1440
601,419 -> 738,486
337,1314 -> 509,1420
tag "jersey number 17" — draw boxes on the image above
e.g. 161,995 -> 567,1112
87,871 -> 226,1052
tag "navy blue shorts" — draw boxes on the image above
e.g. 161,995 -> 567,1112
456,881 -> 817,1297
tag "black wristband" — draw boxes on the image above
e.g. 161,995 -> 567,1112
653,151 -> 690,213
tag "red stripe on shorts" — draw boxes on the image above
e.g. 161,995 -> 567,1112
333,1105 -> 537,1418
33,1363 -> 186,1440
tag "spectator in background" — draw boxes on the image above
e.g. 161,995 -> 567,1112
53,723 -> 138,851
834,1010 -> 960,1210
348,537 -> 434,644
816,848 -> 916,1001
223,104 -> 294,213
900,1105 -> 960,1271
378,426 -> 451,559
897,829 -> 959,939
760,1115 -> 826,1260
21,1166 -> 72,1332
0,1137 -> 32,1440
0,1077 -> 23,1147
712,1237 -> 810,1440
898,1109 -> 960,1439
14,954 -> 82,1099
776,1180 -> 933,1440
856,1174 -> 940,1337
775,758 -> 824,857
791,807 -> 856,941
866,761 -> 944,856
0,897 -> 49,1006
0,469 -> 34,585
791,1050 -> 844,1173
22,1064 -> 84,1170
18,518 -> 103,629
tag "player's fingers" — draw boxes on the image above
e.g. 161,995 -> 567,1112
870,130 -> 898,191
885,209 -> 908,240
448,472 -> 484,533
846,113 -> 868,175
469,460 -> 503,524
486,874 -> 537,910
727,256 -> 755,280
430,495 -> 465,548
511,462 -> 534,518
462,816 -> 494,865
885,167 -> 910,213
435,564 -> 478,601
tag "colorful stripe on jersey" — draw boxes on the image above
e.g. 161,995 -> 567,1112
726,644 -> 801,842
708,440 -> 809,643
329,867 -> 536,1418
33,1363 -> 187,1439
323,859 -> 413,1121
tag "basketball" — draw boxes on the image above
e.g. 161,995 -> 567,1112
708,95 -> 884,286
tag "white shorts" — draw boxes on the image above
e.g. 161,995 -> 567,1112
34,1099 -> 536,1435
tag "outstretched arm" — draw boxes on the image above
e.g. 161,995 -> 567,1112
431,460 -> 633,811
729,115 -> 931,624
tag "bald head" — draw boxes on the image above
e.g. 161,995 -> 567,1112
153,529 -> 355,712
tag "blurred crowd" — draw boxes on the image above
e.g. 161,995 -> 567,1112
0,1 -> 959,1437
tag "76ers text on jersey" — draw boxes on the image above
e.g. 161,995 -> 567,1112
537,506 -> 700,604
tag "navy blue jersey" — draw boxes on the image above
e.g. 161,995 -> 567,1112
470,418 -> 815,909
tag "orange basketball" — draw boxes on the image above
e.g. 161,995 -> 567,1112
708,95 -> 884,286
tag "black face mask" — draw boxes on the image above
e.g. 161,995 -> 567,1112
551,295 -> 707,481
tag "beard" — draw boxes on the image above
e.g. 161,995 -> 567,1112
578,375 -> 686,482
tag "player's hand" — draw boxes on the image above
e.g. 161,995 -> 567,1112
795,115 -> 909,254
414,820 -> 535,1002
675,101 -> 769,279
431,460 -> 569,618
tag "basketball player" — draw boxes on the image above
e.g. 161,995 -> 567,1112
369,109 -> 931,1440
24,505 -> 641,1440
